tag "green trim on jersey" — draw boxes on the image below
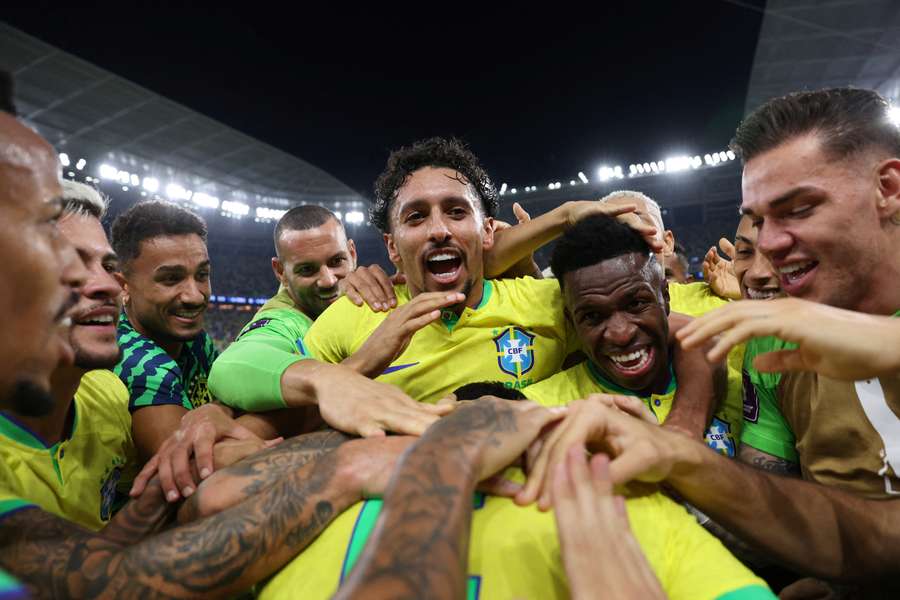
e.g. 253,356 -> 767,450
0,498 -> 35,519
114,313 -> 218,413
741,336 -> 799,462
715,584 -> 777,600
441,280 -> 493,332
0,567 -> 26,600
586,360 -> 676,397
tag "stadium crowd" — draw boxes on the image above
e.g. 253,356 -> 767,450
2,69 -> 900,600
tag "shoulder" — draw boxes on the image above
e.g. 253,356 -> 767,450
76,370 -> 132,427
491,276 -> 561,298
669,282 -> 729,317
524,363 -> 590,406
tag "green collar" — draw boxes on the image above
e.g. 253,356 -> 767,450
0,400 -> 78,450
441,280 -> 493,332
586,360 -> 676,398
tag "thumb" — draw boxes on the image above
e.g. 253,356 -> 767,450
719,238 -> 735,260
263,437 -> 284,448
512,202 -> 531,223
358,423 -> 387,438
753,349 -> 808,373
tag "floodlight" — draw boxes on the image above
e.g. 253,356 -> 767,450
499,183 -> 508,195
193,192 -> 220,209
117,171 -> 130,185
75,158 -> 86,170
166,183 -> 188,200
99,164 -> 118,179
345,210 -> 365,224
510,188 -> 517,194
578,171 -> 589,184
221,200 -> 249,216
726,150 -> 736,160
59,153 -> 70,167
142,177 -> 159,193
130,174 -> 140,186
570,180 -> 577,186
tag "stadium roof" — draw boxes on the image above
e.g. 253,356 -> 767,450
746,0 -> 900,113
0,23 -> 364,209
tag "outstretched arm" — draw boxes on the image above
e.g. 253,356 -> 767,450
1,432 -> 403,599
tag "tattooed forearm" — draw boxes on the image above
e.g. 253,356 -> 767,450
337,400 -> 521,600
738,444 -> 800,477
1,434 -> 358,600
180,428 -> 351,523
101,477 -> 177,545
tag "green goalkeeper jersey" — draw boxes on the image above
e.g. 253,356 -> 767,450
208,287 -> 314,411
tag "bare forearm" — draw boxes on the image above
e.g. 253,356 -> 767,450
668,437 -> 899,580
3,439 -> 358,599
337,439 -> 478,600
665,345 -> 719,438
485,205 -> 569,277
101,478 -> 177,545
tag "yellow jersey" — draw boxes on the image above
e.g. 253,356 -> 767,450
669,281 -> 745,445
261,485 -> 772,600
0,370 -> 137,531
524,361 -> 738,456
301,278 -> 579,402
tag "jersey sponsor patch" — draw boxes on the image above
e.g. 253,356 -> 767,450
742,369 -> 759,423
493,327 -> 536,378
236,318 -> 272,341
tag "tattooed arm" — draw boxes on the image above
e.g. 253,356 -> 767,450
336,398 -> 564,600
0,432 -> 410,599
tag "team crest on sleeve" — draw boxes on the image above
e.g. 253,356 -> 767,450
705,417 -> 736,457
493,327 -> 536,378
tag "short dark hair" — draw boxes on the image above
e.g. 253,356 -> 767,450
452,382 -> 526,401
274,205 -> 339,254
551,214 -> 653,287
0,70 -> 16,115
111,201 -> 207,268
731,87 -> 900,163
372,137 -> 499,232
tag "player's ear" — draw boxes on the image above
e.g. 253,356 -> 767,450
385,233 -> 402,269
482,216 -> 495,251
662,230 -> 676,256
876,157 -> 900,225
347,238 -> 358,270
271,257 -> 285,283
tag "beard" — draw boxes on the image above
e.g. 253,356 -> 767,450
74,344 -> 123,371
5,379 -> 56,417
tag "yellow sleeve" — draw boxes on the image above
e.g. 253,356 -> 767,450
300,297 -> 359,363
659,496 -> 773,600
523,366 -> 583,408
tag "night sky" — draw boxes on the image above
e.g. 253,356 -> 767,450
6,1 -> 765,197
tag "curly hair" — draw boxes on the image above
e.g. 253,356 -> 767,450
371,137 -> 499,232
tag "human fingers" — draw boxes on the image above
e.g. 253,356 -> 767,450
512,202 -> 531,223
607,438 -> 666,485
611,394 -> 657,424
190,422 -> 217,483
157,444 -> 183,502
390,271 -> 407,285
589,452 -> 613,497
565,445 -> 594,514
492,219 -> 512,231
357,421 -> 388,438
129,452 -> 160,497
719,238 -> 736,260
367,264 -> 399,309
403,292 -> 465,317
401,310 -> 442,335
343,278 -> 364,306
516,408 -> 575,506
351,268 -> 392,311
536,415 -> 598,511
706,318 -> 780,362
676,303 -> 759,349
172,428 -> 205,497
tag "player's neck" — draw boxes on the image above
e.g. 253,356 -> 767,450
125,306 -> 184,359
14,367 -> 84,446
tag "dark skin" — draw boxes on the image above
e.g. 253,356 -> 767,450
563,253 -> 672,397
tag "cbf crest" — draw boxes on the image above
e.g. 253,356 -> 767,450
493,327 -> 536,378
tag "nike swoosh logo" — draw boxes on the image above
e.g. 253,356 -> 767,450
381,362 -> 420,375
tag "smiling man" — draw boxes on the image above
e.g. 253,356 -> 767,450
0,181 -> 137,531
111,201 -> 219,461
521,214 -> 738,456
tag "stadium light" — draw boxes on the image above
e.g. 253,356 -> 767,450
345,210 -> 365,225
99,164 -> 118,179
193,192 -> 220,209
142,177 -> 159,193
221,200 -> 249,216
578,171 -> 589,184
75,158 -> 86,170
117,171 -> 130,185
570,180 -> 577,186
256,206 -> 286,220
130,174 -> 140,186
166,183 -> 189,200
726,150 -> 736,161
499,182 -> 508,195
889,106 -> 900,126
59,153 -> 70,167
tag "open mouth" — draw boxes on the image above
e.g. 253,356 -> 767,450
425,250 -> 463,285
171,309 -> 204,325
778,260 -> 818,293
606,346 -> 655,378
745,286 -> 781,300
